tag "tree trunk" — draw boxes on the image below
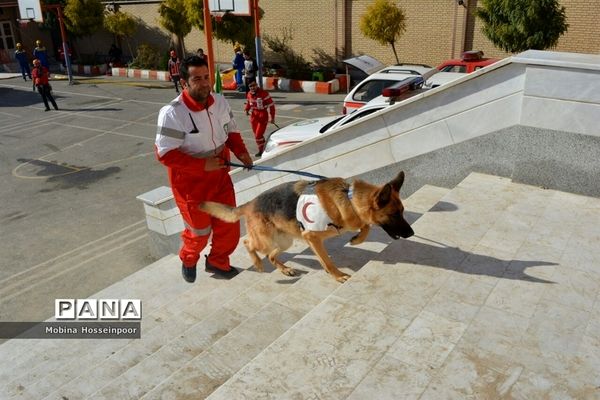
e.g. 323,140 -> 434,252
390,41 -> 400,64
125,37 -> 134,64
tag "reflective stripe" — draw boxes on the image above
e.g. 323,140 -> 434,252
159,126 -> 185,139
190,144 -> 225,159
184,221 -> 211,236
344,101 -> 365,110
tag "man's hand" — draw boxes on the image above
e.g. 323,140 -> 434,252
270,119 -> 275,124
204,156 -> 226,171
237,153 -> 253,170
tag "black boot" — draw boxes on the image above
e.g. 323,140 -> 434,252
205,256 -> 240,280
181,263 -> 197,283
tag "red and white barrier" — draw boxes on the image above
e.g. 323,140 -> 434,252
70,64 -> 107,75
110,67 -> 347,93
111,68 -> 170,81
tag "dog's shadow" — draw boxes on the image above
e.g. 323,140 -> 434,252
246,204 -> 556,284
269,226 -> 557,285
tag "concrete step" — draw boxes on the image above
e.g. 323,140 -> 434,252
44,269 -> 266,400
0,183 -> 449,400
9,239 -> 262,399
135,185 -> 450,399
139,270 -> 340,399
206,173 -> 600,399
0,254 -> 200,398
40,239 -> 309,399
0,253 -> 178,377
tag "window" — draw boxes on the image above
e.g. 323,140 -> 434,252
352,79 -> 398,102
341,107 -> 383,126
0,21 -> 15,51
440,65 -> 466,73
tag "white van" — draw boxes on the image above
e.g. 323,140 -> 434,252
342,64 -> 464,114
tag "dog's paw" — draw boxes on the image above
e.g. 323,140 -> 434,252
281,267 -> 297,276
254,264 -> 264,273
349,234 -> 365,245
335,273 -> 350,283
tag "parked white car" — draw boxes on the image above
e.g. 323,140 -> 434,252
262,77 -> 425,158
342,64 -> 464,114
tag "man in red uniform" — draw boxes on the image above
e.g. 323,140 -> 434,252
32,59 -> 58,111
244,80 -> 275,157
168,50 -> 181,93
155,56 -> 253,282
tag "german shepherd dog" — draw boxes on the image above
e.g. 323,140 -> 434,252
200,171 -> 414,283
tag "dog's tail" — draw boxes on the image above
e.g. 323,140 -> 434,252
199,201 -> 245,223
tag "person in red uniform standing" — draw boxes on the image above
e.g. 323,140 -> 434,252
32,59 -> 58,111
244,80 -> 275,157
168,50 -> 181,93
155,55 -> 253,282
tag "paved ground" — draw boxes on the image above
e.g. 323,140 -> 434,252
0,73 -> 345,322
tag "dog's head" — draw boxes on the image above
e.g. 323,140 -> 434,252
370,171 -> 414,240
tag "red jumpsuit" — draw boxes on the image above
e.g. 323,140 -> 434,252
155,91 -> 249,270
244,87 -> 275,154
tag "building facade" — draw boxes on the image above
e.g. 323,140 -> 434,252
1,0 -> 599,70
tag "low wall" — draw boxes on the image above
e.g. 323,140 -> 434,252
111,66 -> 347,93
70,64 -> 107,76
264,74 -> 348,94
111,67 -> 170,81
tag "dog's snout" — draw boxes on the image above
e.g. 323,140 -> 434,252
401,226 -> 414,238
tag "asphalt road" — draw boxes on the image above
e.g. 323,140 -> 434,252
0,75 -> 345,322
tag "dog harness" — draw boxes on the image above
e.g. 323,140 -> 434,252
296,182 -> 353,232
296,193 -> 332,231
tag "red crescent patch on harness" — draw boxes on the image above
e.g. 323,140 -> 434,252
302,202 -> 315,223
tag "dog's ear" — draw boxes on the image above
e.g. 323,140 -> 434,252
377,184 -> 392,208
390,171 -> 405,192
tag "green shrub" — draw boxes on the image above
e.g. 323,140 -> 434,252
158,52 -> 169,71
130,43 -> 161,69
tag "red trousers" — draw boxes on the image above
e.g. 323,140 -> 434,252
250,114 -> 268,152
171,169 -> 239,270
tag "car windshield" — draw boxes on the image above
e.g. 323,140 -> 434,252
352,79 -> 399,102
321,107 -> 385,134
340,107 -> 383,125
440,65 -> 467,73
319,116 -> 345,133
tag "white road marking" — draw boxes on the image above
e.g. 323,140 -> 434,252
0,220 -> 146,286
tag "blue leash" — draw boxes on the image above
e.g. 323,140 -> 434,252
225,160 -> 327,180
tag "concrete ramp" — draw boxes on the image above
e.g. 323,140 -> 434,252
232,50 -> 600,203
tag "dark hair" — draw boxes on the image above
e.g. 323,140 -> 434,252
180,55 -> 209,80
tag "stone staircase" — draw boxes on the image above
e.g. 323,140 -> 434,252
1,173 -> 599,399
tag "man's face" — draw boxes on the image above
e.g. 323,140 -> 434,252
182,65 -> 211,103
248,82 -> 258,94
